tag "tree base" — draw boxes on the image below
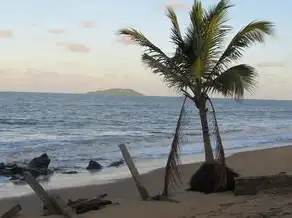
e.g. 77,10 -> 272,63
187,162 -> 239,194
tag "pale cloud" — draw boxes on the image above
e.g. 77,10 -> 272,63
80,21 -> 95,28
257,62 -> 285,68
56,42 -> 90,53
162,0 -> 189,9
0,69 -> 99,93
48,28 -> 66,34
0,30 -> 13,38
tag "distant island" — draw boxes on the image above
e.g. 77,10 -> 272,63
86,88 -> 144,96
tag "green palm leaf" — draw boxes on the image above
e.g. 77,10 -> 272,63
142,54 -> 191,91
201,0 -> 232,75
209,64 -> 258,99
166,7 -> 184,48
210,21 -> 274,78
118,28 -> 169,62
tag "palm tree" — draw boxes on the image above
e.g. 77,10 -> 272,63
118,0 -> 274,194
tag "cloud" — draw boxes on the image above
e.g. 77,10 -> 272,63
0,69 -> 100,93
56,42 -> 90,53
116,35 -> 135,45
48,28 -> 66,34
0,30 -> 13,38
257,62 -> 285,68
80,21 -> 95,28
162,0 -> 189,9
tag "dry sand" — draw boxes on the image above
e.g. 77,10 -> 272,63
1,145 -> 292,217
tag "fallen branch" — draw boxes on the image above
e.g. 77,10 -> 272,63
68,193 -> 116,214
0,204 -> 22,218
23,171 -> 76,217
68,193 -> 108,208
75,199 -> 113,214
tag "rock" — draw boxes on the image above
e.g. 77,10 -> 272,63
108,159 -> 124,168
2,162 -> 52,178
0,162 -> 5,170
187,162 -> 239,194
5,163 -> 23,175
6,163 -> 17,170
86,160 -> 102,171
28,153 -> 50,169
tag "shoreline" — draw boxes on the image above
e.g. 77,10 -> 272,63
0,142 -> 290,200
1,144 -> 292,217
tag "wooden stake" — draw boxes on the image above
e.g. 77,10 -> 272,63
0,204 -> 22,218
23,171 -> 77,217
23,171 -> 58,214
118,144 -> 149,200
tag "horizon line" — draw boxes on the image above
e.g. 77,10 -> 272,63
0,90 -> 291,101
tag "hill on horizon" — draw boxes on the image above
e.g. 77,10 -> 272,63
86,88 -> 144,96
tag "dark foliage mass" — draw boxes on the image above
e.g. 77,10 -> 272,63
187,162 -> 239,194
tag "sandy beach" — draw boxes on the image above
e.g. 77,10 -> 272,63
1,145 -> 292,217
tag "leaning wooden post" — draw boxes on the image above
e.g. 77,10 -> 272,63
118,144 -> 149,200
0,204 -> 22,218
23,171 -> 77,218
23,171 -> 58,214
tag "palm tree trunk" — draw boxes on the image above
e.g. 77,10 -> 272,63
199,106 -> 214,162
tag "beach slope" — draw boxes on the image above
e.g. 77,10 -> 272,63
1,145 -> 292,217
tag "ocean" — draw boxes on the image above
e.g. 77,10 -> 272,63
0,92 -> 292,198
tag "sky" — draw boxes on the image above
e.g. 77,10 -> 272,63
0,0 -> 291,99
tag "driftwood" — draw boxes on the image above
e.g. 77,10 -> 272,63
0,204 -> 22,218
23,171 -> 76,218
118,144 -> 150,200
234,172 -> 292,195
68,193 -> 116,214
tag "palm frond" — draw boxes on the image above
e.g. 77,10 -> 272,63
162,95 -> 188,196
166,7 -> 184,48
206,97 -> 225,164
118,28 -> 169,61
184,1 -> 204,60
142,53 -> 193,92
201,0 -> 232,77
186,0 -> 232,80
208,64 -> 258,99
210,21 -> 274,77
206,96 -> 227,191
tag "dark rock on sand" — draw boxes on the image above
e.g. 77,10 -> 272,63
187,162 -> 239,194
108,159 -> 124,168
0,162 -> 53,179
28,153 -> 50,169
86,160 -> 103,171
5,163 -> 23,175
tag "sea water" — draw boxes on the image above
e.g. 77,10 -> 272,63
0,92 -> 292,198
